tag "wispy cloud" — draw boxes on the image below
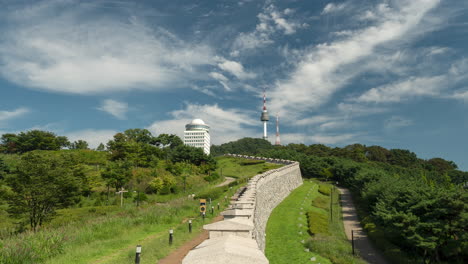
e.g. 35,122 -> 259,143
231,4 -> 306,54
217,60 -> 256,80
322,2 -> 348,15
0,1 -> 214,95
281,132 -> 358,145
384,116 -> 413,130
97,99 -> 128,120
0,107 -> 30,122
355,59 -> 468,103
270,0 -> 441,118
65,129 -> 117,148
147,103 -> 257,144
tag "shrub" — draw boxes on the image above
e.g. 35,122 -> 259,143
318,185 -> 331,196
312,195 -> 329,210
239,159 -> 265,166
133,193 -> 148,203
204,172 -> 220,182
194,186 -> 227,200
307,210 -> 329,235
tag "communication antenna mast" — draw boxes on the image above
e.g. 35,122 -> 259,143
260,88 -> 269,140
275,114 -> 281,146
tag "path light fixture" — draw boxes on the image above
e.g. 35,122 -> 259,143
135,245 -> 141,264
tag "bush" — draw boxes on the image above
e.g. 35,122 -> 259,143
204,172 -> 220,182
318,185 -> 331,196
133,193 -> 148,203
194,186 -> 227,200
239,159 -> 265,166
307,210 -> 329,235
312,195 -> 329,210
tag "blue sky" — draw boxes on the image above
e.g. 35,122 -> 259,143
0,0 -> 467,170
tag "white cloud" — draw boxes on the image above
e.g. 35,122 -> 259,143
355,76 -> 445,103
0,1 -> 214,94
209,72 -> 232,91
65,129 -> 117,149
147,103 -> 257,144
270,0 -> 440,117
97,99 -> 128,119
218,60 -> 256,80
209,72 -> 228,82
231,4 -> 305,53
0,107 -> 30,122
384,116 -> 413,130
322,3 -> 348,15
281,132 -> 357,145
355,59 -> 468,103
449,89 -> 468,101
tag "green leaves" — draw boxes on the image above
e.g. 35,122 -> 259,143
5,152 -> 81,231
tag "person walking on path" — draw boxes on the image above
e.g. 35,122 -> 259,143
338,187 -> 388,264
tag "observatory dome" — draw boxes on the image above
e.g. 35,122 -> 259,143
190,119 -> 206,125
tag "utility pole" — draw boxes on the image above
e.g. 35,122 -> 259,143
330,186 -> 333,222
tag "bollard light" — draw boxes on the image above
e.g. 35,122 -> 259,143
217,202 -> 220,210
169,229 -> 173,245
188,219 -> 192,233
135,245 -> 142,264
211,206 -> 214,214
202,211 -> 205,221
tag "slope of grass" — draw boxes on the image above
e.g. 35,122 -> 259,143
305,181 -> 366,264
215,156 -> 282,180
265,181 -> 331,264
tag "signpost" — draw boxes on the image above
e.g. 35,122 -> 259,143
199,199 -> 207,214
116,188 -> 128,207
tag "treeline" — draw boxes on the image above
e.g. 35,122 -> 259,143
211,138 -> 467,263
0,129 -> 217,232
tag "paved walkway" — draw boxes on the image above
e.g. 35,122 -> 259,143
157,215 -> 224,264
338,187 -> 388,264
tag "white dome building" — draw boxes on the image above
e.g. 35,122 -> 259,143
183,119 -> 210,155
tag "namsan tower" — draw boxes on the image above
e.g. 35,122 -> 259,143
260,88 -> 269,140
275,114 -> 281,146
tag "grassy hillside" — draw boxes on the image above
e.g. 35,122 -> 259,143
215,156 -> 282,180
265,180 -> 365,264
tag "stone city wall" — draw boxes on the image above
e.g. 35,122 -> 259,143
183,154 -> 302,263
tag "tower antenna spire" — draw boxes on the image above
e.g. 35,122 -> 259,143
275,113 -> 281,146
260,88 -> 269,140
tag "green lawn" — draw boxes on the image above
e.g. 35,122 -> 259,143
215,156 -> 282,180
265,181 -> 331,264
265,180 -> 366,264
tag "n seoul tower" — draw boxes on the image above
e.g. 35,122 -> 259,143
260,88 -> 269,139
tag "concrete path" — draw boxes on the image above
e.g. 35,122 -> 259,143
338,187 -> 388,264
215,177 -> 235,187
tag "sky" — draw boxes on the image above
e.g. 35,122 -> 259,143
0,0 -> 467,170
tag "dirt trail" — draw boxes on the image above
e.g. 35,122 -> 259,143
157,215 -> 224,264
338,187 -> 388,264
215,176 -> 235,187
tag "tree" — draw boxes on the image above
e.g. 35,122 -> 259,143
5,152 -> 81,231
365,145 -> 391,163
0,133 -> 19,153
70,140 -> 89,150
0,157 -> 8,180
96,143 -> 106,151
427,158 -> 458,175
124,129 -> 154,144
101,161 -> 133,192
152,134 -> 183,149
